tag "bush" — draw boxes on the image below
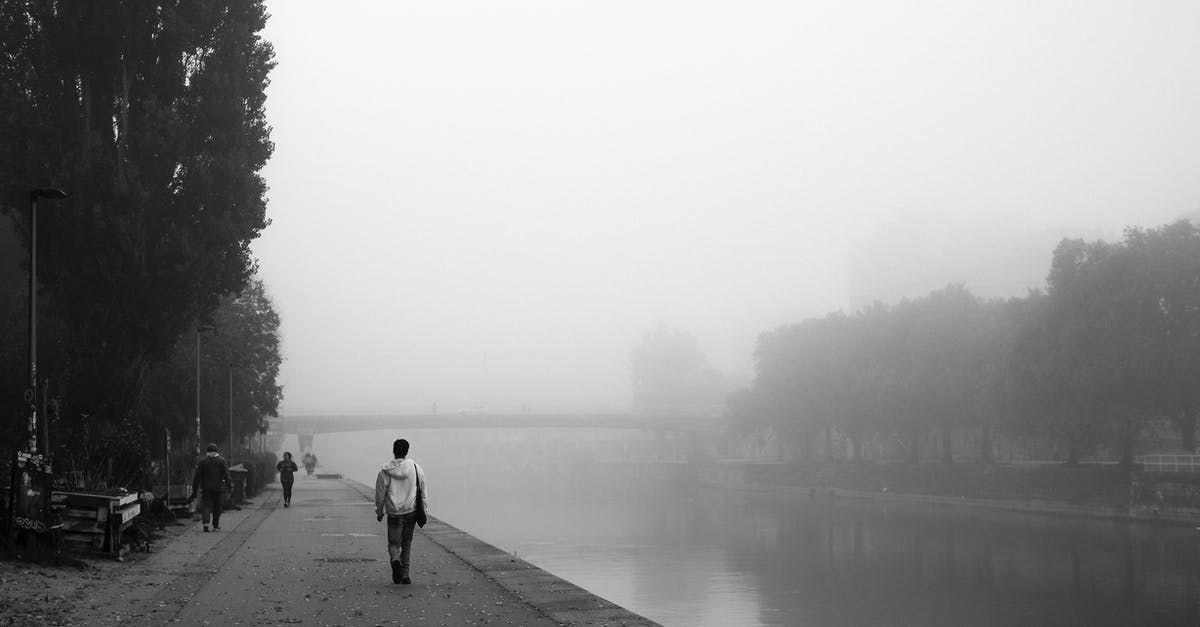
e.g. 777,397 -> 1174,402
231,451 -> 278,497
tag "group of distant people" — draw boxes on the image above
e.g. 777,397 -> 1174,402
188,438 -> 428,586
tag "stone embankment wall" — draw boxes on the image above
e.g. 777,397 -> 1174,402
699,461 -> 1200,526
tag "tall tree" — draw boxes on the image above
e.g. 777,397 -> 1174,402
906,285 -> 990,463
1015,240 -> 1114,464
753,321 -> 823,459
725,385 -> 782,457
138,279 -> 283,458
630,325 -> 725,413
977,295 -> 1036,463
0,2 -> 275,435
1126,221 -> 1200,451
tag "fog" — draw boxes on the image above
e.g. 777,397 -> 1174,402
298,428 -> 1200,626
253,1 -> 1200,414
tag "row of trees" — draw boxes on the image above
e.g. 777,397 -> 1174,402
727,221 -> 1200,465
0,1 -> 281,486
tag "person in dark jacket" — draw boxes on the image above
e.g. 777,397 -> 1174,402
190,443 -> 233,532
276,452 -> 299,507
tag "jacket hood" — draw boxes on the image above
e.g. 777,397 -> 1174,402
382,458 -> 413,479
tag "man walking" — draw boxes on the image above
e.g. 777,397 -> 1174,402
190,443 -> 233,532
374,438 -> 427,584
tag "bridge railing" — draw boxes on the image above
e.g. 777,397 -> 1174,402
1140,454 -> 1200,474
269,413 -> 724,435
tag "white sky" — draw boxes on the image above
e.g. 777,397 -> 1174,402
254,0 -> 1200,414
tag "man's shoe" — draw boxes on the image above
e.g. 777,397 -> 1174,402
203,525 -> 209,532
401,576 -> 412,585
212,525 -> 220,531
390,561 -> 402,584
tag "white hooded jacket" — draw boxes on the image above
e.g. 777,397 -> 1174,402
374,458 -> 426,518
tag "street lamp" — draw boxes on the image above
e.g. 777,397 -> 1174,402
8,187 -> 67,540
27,187 -> 66,454
195,323 -> 215,456
227,363 -> 250,462
228,365 -> 234,461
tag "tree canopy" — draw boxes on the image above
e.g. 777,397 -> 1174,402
630,325 -> 727,414
730,221 -> 1200,464
0,2 -> 278,485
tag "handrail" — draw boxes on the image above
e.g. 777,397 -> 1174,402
1139,454 -> 1200,473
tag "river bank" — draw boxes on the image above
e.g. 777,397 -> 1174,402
699,459 -> 1200,526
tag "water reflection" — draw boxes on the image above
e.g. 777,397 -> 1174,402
317,429 -> 1200,626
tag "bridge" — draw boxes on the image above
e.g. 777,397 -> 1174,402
267,412 -> 725,461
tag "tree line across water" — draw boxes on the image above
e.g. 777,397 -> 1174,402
726,221 -> 1200,466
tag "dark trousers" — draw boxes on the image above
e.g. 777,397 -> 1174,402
281,477 -> 294,503
199,489 -> 223,527
387,513 -> 417,577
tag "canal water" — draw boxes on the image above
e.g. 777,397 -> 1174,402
312,428 -> 1200,626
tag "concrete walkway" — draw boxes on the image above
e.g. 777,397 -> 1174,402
69,475 -> 657,626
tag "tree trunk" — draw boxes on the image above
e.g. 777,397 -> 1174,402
908,429 -> 921,464
1180,413 -> 1197,452
979,420 -> 993,464
1119,422 -> 1135,468
1065,442 -> 1080,465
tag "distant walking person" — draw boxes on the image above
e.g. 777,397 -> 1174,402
303,451 -> 317,477
374,438 -> 427,585
276,452 -> 299,507
190,443 -> 233,532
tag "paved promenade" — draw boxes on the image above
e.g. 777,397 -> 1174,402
68,476 -> 658,626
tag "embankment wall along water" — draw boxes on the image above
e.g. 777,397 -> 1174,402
339,477 -> 662,627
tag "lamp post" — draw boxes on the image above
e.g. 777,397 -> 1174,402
8,187 -> 66,540
228,365 -> 234,461
228,362 -> 254,462
195,323 -> 215,456
27,188 -> 66,454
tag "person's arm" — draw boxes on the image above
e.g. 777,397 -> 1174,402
222,460 -> 233,491
417,464 -> 428,513
374,471 -> 387,521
